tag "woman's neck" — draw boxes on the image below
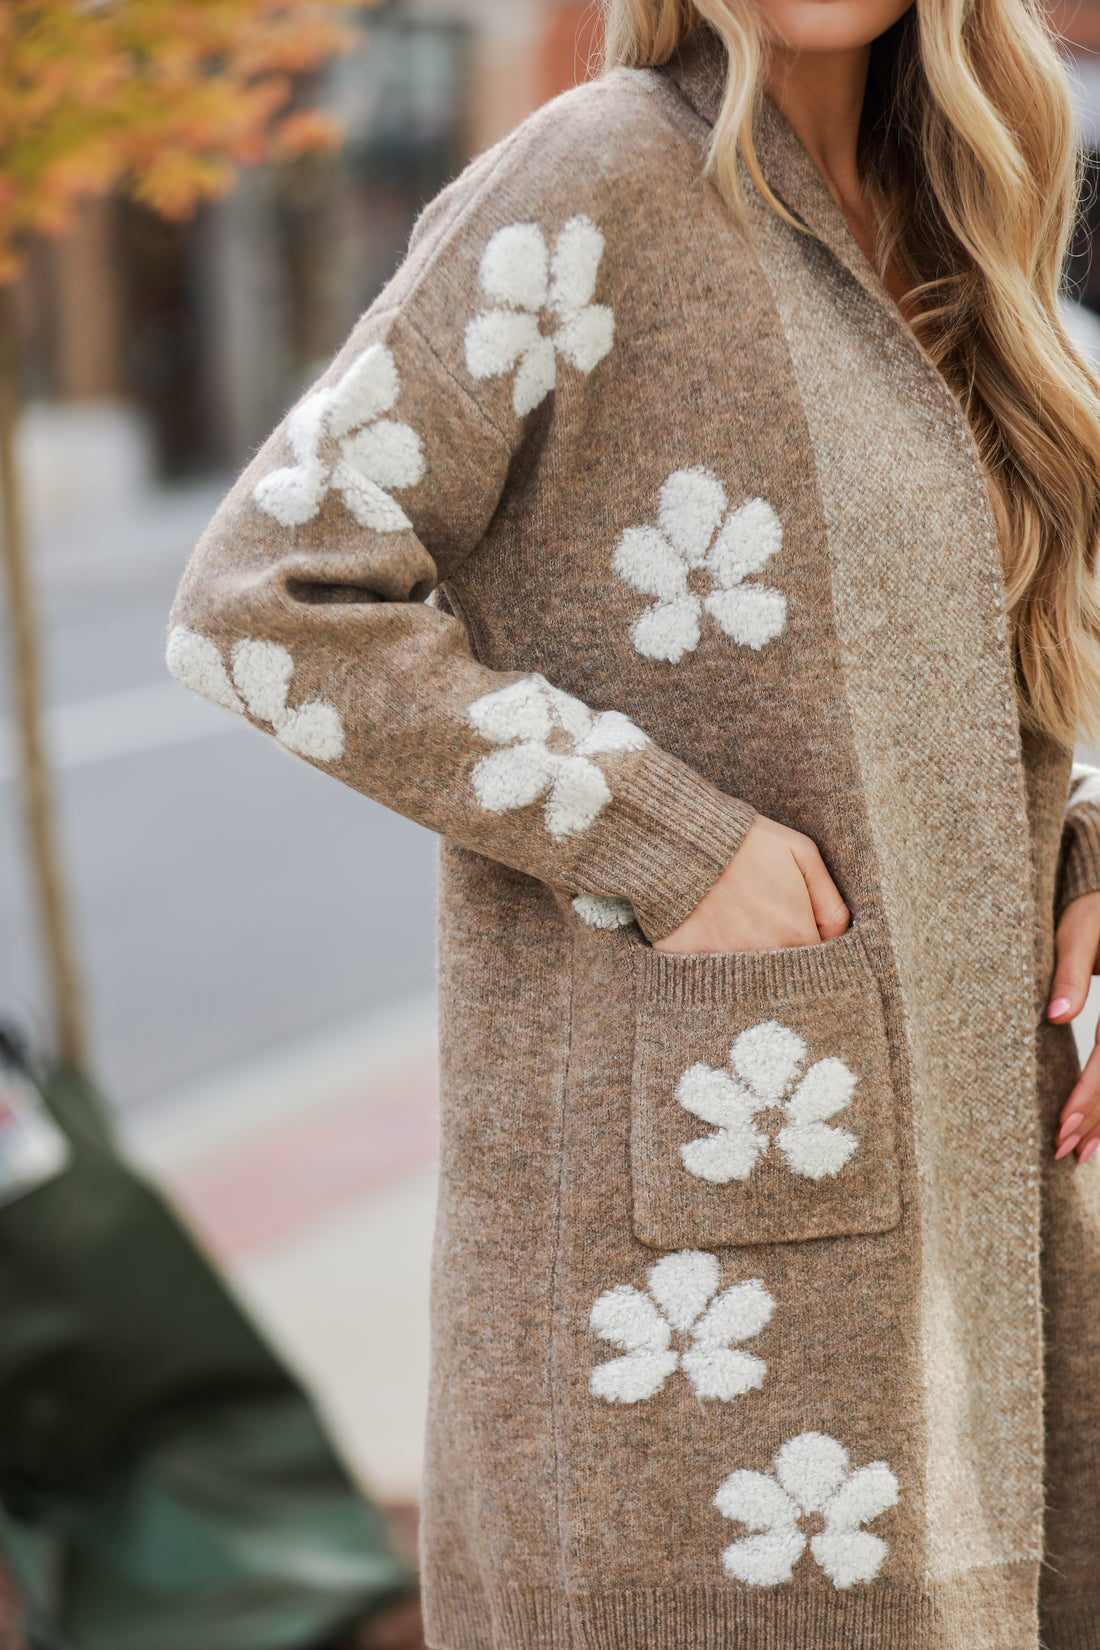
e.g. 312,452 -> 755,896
764,43 -> 907,302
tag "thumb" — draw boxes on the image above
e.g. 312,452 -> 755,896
790,837 -> 850,941
1049,903 -> 1099,1022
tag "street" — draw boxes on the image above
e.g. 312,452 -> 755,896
0,480 -> 438,1111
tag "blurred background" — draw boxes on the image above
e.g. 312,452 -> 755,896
0,0 -> 603,1533
3,0 -> 1100,1614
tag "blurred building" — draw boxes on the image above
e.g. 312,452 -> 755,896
14,0 -> 1100,482
14,0 -> 600,480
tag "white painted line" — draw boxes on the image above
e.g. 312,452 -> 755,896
0,681 -> 237,782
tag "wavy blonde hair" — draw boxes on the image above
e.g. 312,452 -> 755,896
602,0 -> 1100,747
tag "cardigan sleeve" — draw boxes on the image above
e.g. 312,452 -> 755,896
167,303 -> 753,944
1060,764 -> 1100,915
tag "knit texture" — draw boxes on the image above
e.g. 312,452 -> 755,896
169,29 -> 1100,1650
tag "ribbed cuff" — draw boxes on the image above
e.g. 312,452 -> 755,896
573,743 -> 755,943
1060,804 -> 1100,914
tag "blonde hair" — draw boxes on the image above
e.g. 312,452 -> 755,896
602,0 -> 1100,747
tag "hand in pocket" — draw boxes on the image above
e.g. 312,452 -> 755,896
655,815 -> 850,955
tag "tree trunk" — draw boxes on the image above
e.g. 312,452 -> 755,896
0,282 -> 88,1070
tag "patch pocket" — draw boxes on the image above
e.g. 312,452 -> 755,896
630,927 -> 901,1249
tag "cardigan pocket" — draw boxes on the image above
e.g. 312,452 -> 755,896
629,926 -> 902,1249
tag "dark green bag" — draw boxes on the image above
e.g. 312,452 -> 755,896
0,1039 -> 413,1650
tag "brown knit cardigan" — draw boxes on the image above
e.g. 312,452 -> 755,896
168,29 -> 1100,1650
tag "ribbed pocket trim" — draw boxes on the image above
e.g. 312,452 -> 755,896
637,925 -> 872,1006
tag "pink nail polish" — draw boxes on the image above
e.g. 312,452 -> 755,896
1056,1135 -> 1081,1160
1058,1112 -> 1085,1137
1080,1140 -> 1099,1164
1049,998 -> 1073,1019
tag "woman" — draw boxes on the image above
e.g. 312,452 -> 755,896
167,0 -> 1100,1642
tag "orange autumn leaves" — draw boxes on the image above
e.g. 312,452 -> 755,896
0,0 -> 367,280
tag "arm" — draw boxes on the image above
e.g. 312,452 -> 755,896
1050,765 -> 1100,1161
169,273 -> 753,944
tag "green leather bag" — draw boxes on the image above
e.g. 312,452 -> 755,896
0,1041 -> 413,1650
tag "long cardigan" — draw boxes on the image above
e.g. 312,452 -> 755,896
168,29 -> 1100,1650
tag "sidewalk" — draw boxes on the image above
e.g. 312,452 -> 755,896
122,994 -> 440,1503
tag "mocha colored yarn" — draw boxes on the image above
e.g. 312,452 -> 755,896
168,28 -> 1100,1648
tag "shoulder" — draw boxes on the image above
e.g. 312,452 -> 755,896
391,68 -> 703,302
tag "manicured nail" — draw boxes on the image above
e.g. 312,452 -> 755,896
1049,998 -> 1073,1019
1080,1140 -> 1099,1164
1058,1112 -> 1085,1138
1055,1135 -> 1081,1160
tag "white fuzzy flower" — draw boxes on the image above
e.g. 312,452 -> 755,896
464,216 -> 615,417
468,676 -> 647,840
678,1020 -> 858,1185
167,627 -> 344,763
715,1432 -> 899,1589
589,1250 -> 774,1405
572,894 -> 637,930
613,468 -> 786,663
253,343 -> 424,533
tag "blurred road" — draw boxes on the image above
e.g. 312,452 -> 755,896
0,480 -> 438,1110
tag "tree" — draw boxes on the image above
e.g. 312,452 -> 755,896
0,0 -> 364,1068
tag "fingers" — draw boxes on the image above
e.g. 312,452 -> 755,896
789,835 -> 850,940
1049,895 -> 1100,1024
1056,1037 -> 1100,1162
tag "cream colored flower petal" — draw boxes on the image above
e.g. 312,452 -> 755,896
471,742 -> 557,814
555,304 -> 614,374
631,596 -> 702,663
513,337 -> 558,416
613,525 -> 688,603
275,700 -> 345,763
775,1432 -> 849,1514
326,343 -> 399,439
544,684 -> 594,743
468,678 -> 553,746
576,711 -> 649,756
681,1124 -> 767,1184
331,464 -> 413,534
231,639 -> 293,724
479,222 -> 550,311
589,1283 -> 670,1354
681,1345 -> 767,1401
785,1058 -> 856,1125
776,1120 -> 858,1180
722,1526 -> 807,1587
647,1249 -> 720,1333
548,215 -> 605,314
572,894 -> 636,930
705,585 -> 786,650
338,419 -> 424,494
589,1348 -> 679,1404
823,1463 -> 899,1532
544,755 -> 611,838
465,309 -> 543,381
252,459 -> 329,528
692,1279 -> 775,1349
730,1020 -> 806,1102
708,497 -> 783,586
286,388 -> 333,465
658,468 -> 727,567
811,1529 -> 890,1590
677,1063 -> 757,1130
166,628 -> 243,714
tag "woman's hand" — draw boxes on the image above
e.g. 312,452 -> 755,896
1052,890 -> 1100,1163
654,814 -> 850,955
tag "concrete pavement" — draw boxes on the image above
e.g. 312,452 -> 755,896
123,993 -> 440,1503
